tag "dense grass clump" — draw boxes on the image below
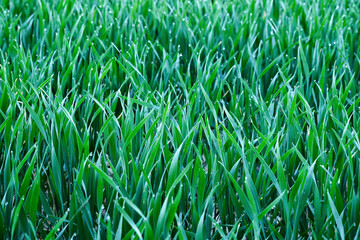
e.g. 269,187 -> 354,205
1,0 -> 360,239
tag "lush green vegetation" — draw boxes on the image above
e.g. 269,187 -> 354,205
1,0 -> 360,239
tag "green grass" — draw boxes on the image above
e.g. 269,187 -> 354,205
1,0 -> 360,239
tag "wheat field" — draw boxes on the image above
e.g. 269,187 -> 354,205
0,0 -> 360,239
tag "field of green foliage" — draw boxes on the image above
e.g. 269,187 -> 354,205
1,0 -> 360,239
